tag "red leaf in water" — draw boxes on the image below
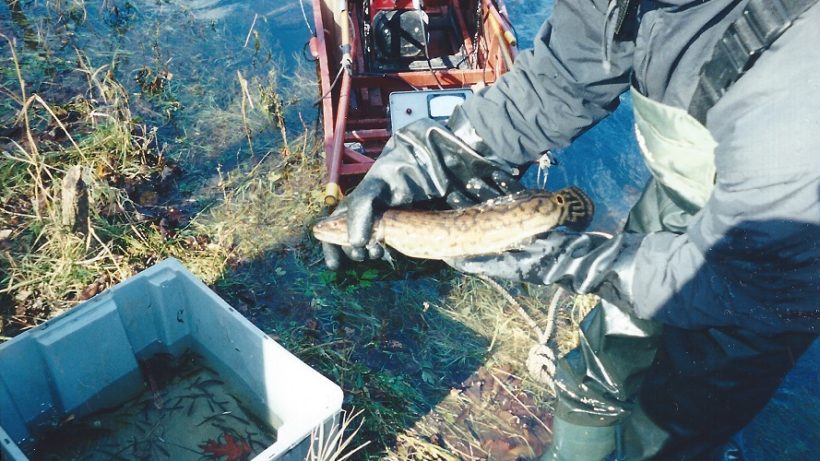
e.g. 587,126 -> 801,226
200,433 -> 252,461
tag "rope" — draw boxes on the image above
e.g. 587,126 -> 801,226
526,289 -> 563,391
523,232 -> 615,391
476,274 -> 564,391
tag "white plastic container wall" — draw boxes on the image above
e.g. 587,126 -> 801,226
0,258 -> 343,460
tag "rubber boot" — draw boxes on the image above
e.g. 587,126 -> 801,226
539,417 -> 616,461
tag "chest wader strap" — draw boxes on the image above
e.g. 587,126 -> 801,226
689,0 -> 819,123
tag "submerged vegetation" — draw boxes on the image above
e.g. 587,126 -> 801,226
0,1 -> 597,459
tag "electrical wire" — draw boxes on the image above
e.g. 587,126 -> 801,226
313,65 -> 345,106
302,40 -> 318,62
312,5 -> 356,105
298,0 -> 315,37
417,9 -> 445,90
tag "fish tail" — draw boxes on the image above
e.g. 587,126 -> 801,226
557,186 -> 594,231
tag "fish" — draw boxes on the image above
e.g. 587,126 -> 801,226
312,186 -> 594,260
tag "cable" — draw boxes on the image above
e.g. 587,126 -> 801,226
476,273 -> 562,391
302,40 -> 318,62
312,5 -> 357,106
312,65 -> 345,106
416,9 -> 444,89
471,0 -> 484,66
489,0 -> 519,46
298,0 -> 315,37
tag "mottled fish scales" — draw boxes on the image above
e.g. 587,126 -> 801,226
312,186 -> 594,260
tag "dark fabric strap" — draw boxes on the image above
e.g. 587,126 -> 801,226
688,0 -> 819,123
614,0 -> 641,41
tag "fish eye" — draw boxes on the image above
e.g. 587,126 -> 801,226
555,195 -> 564,204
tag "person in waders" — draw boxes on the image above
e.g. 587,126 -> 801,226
322,0 -> 820,459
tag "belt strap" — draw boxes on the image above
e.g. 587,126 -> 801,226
688,0 -> 819,123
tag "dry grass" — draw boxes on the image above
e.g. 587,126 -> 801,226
0,34 -> 316,335
378,278 -> 564,460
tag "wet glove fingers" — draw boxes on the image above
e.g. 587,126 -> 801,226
343,181 -> 388,249
322,241 -> 344,271
490,169 -> 524,195
445,190 -> 477,209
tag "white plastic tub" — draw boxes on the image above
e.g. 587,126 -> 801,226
0,258 -> 343,460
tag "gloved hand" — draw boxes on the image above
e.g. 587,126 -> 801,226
448,231 -> 643,308
322,107 -> 524,270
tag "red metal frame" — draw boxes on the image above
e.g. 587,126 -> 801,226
312,0 -> 518,205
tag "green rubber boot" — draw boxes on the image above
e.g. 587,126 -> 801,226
539,417 -> 616,461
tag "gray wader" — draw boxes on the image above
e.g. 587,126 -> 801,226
544,88 -> 816,460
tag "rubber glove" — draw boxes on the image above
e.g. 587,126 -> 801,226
448,232 -> 643,309
322,107 -> 524,270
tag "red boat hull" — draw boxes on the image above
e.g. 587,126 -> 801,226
311,0 -> 518,204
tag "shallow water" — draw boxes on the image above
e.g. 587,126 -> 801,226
2,0 -> 317,198
25,350 -> 276,460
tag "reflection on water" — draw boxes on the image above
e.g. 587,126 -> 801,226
1,0 -> 317,194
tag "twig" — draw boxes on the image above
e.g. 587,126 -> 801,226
489,370 -> 552,434
88,224 -> 129,281
243,13 -> 259,48
32,94 -> 86,160
475,275 -> 543,338
2,33 -> 45,219
236,71 -> 255,156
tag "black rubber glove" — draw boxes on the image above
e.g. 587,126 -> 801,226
448,232 -> 643,309
322,107 -> 524,270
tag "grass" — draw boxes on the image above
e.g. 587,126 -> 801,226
0,6 -> 600,459
0,33 -> 233,327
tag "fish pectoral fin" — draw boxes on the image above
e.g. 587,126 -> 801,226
380,246 -> 396,269
504,234 -> 543,252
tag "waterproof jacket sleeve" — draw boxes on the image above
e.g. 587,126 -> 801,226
630,4 -> 820,333
460,0 -> 634,166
